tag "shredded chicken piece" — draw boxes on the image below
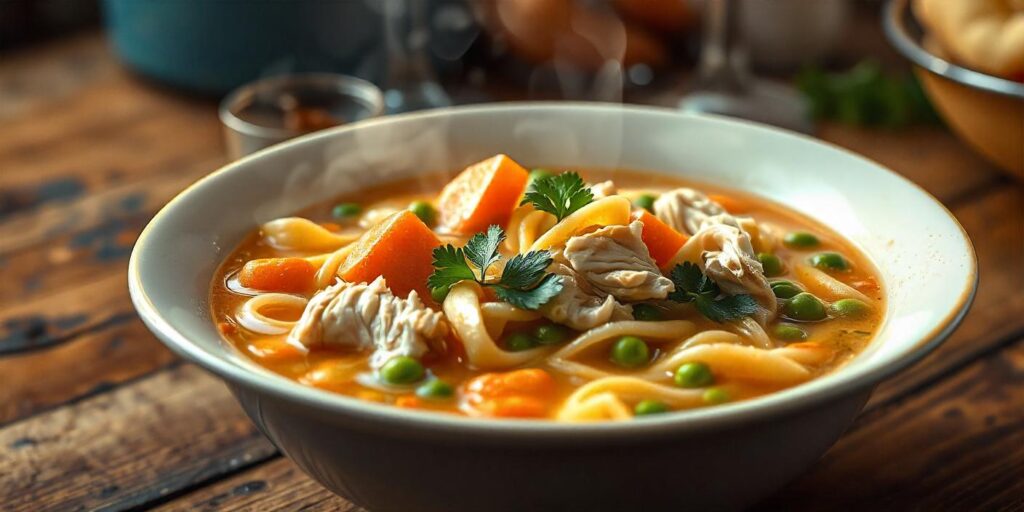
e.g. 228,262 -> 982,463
590,180 -> 618,199
564,221 -> 674,301
288,277 -> 447,369
654,188 -> 726,235
542,263 -> 633,331
700,213 -> 777,254
679,223 -> 777,323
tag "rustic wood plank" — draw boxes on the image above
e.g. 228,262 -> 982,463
757,337 -> 1024,511
0,365 -> 276,512
0,317 -> 175,424
867,186 -> 1024,407
152,457 -> 362,512
817,123 -> 1002,204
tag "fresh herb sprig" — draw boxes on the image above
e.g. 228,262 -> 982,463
667,262 -> 759,323
520,171 -> 594,221
428,225 -> 563,310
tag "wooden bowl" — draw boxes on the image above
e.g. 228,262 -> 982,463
885,0 -> 1024,180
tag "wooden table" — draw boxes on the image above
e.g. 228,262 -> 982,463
1,33 -> 1022,511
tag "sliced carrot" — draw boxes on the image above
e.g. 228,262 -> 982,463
463,368 -> 555,419
438,154 -> 530,234
238,257 -> 317,293
246,338 -> 305,362
395,396 -> 421,409
632,209 -> 689,269
708,193 -> 750,214
339,210 -> 441,299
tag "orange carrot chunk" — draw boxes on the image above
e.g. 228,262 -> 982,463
438,154 -> 530,234
632,210 -> 689,269
463,368 -> 555,418
238,257 -> 316,293
339,210 -> 441,299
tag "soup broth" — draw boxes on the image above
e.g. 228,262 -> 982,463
211,157 -> 884,421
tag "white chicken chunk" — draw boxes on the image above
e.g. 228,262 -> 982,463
653,188 -> 726,235
564,221 -> 674,301
590,180 -> 618,199
288,277 -> 448,369
541,263 -> 633,331
678,222 -> 777,322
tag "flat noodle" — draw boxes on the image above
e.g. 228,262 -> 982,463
261,217 -> 360,252
675,329 -> 744,350
312,244 -> 356,290
558,376 -> 706,421
557,391 -> 633,422
529,196 -> 632,251
517,210 -> 557,254
794,265 -> 872,303
641,343 -> 811,384
236,293 -> 309,336
550,320 -> 696,361
443,281 -> 550,370
545,358 -> 612,381
772,342 -> 834,366
480,302 -> 542,339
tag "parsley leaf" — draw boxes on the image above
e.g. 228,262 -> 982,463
426,245 -> 477,292
464,225 -> 505,278
519,171 -> 594,221
667,262 -> 758,323
495,273 -> 563,310
426,226 -> 563,310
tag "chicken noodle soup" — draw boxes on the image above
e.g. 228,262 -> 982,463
211,155 -> 884,421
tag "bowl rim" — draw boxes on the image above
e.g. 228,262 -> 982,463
129,102 -> 977,440
883,0 -> 1024,99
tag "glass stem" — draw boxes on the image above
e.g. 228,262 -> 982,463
698,0 -> 749,93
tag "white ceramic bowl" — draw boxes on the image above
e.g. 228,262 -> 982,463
129,103 -> 976,511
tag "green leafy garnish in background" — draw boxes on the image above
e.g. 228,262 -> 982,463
427,225 -> 563,310
796,60 -> 941,128
667,262 -> 759,323
520,171 -> 594,221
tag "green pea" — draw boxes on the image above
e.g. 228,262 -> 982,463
702,387 -> 731,405
784,232 -> 820,249
772,323 -> 808,341
771,280 -> 804,299
809,252 -> 848,271
831,298 -> 871,318
528,168 -> 554,183
674,361 -> 714,388
379,356 -> 425,385
505,332 -> 536,352
634,399 -> 669,416
331,203 -> 361,219
534,324 -> 569,345
610,336 -> 650,368
409,200 -> 436,226
632,303 -> 663,321
784,292 -> 828,321
416,379 -> 454,399
757,253 -> 784,277
634,193 -> 657,213
429,286 -> 449,303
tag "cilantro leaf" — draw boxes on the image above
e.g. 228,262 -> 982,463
668,262 -> 718,302
666,262 -> 758,323
464,225 -> 505,278
519,171 -> 594,221
499,251 -> 553,289
494,273 -> 563,310
426,226 -> 564,310
427,245 -> 476,292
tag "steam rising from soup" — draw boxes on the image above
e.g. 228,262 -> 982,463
210,155 -> 884,421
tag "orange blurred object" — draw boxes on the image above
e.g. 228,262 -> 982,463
463,368 -> 556,418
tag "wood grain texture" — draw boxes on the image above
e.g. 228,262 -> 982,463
758,338 -> 1024,511
0,317 -> 175,424
0,365 -> 276,512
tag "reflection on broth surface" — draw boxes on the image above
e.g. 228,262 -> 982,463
211,155 -> 884,421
